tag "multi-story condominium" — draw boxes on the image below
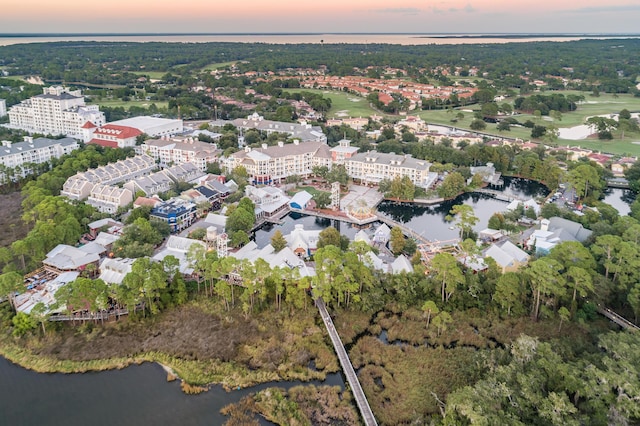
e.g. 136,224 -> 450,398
226,113 -> 327,143
0,99 -> 6,117
124,170 -> 175,197
83,123 -> 142,148
61,154 -> 156,200
124,163 -> 205,197
8,86 -> 105,137
329,139 -> 359,164
137,136 -> 221,171
225,140 -> 331,185
346,150 -> 437,188
0,136 -> 79,178
86,183 -> 133,214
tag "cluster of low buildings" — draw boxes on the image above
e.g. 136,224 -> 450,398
299,75 -> 478,110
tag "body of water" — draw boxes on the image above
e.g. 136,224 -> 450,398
377,177 -> 549,241
601,187 -> 634,216
1,34 -> 638,46
0,356 -> 344,426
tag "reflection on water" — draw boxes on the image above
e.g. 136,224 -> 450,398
0,34 -> 633,47
0,356 -> 344,426
378,177 -> 549,241
601,188 -> 634,216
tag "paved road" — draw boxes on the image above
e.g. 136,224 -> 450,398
315,298 -> 378,426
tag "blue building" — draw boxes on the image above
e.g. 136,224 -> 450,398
150,199 -> 196,233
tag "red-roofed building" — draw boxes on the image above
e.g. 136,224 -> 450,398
84,124 -> 142,148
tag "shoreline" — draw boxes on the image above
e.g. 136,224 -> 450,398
0,337 -> 328,392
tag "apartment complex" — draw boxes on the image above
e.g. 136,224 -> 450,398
0,136 -> 79,177
61,154 -> 156,213
225,113 -> 327,143
0,99 -> 6,117
7,86 -> 105,137
345,151 -> 436,188
124,163 -> 205,197
225,140 -> 331,185
137,136 -> 221,171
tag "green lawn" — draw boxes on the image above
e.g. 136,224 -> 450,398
129,70 -> 170,80
282,88 -> 378,119
199,61 -> 237,72
93,99 -> 169,109
417,91 -> 640,156
288,186 -> 329,198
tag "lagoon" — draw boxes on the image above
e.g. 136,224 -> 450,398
0,355 -> 344,426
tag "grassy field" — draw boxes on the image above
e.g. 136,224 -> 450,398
199,61 -> 237,72
282,88 -> 378,119
94,99 -> 169,109
129,70 -> 170,80
417,91 -> 640,156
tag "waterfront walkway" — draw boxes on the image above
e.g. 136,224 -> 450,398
315,297 -> 378,426
473,188 -> 528,202
597,306 -> 639,332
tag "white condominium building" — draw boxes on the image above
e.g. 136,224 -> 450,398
225,140 -> 331,185
61,154 -> 156,201
8,86 -> 105,138
0,136 -> 79,178
346,150 -> 436,188
137,136 -> 221,171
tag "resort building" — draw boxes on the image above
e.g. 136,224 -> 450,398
484,241 -> 529,273
61,155 -> 156,200
86,183 -> 134,214
245,185 -> 290,219
124,163 -> 205,197
345,150 -> 436,188
230,242 -> 314,278
225,140 -> 331,185
525,217 -> 592,255
229,113 -> 326,143
149,199 -> 197,233
83,123 -> 142,148
137,136 -> 221,171
42,244 -> 101,274
152,236 -> 206,276
7,86 -> 105,138
286,224 -> 321,258
329,139 -> 359,164
0,136 -> 79,178
0,99 -> 6,117
109,116 -> 183,138
99,258 -> 135,285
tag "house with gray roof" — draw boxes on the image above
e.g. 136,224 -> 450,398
525,217 -> 592,255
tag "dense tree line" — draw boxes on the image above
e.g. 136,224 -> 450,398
0,145 -> 134,273
2,39 -> 640,94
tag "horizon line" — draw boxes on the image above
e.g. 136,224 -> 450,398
2,32 -> 640,37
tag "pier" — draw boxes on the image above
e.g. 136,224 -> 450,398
315,297 -> 378,426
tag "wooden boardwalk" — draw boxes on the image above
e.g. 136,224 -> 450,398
316,298 -> 378,426
597,306 -> 639,332
290,208 -> 378,225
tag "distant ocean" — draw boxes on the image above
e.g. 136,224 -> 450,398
1,33 -> 639,46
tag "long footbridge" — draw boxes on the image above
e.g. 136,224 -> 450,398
597,306 -> 639,332
315,297 -> 378,426
473,188 -> 528,203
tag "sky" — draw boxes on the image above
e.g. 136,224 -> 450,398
2,0 -> 640,35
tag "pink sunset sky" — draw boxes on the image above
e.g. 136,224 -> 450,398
1,0 -> 639,34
